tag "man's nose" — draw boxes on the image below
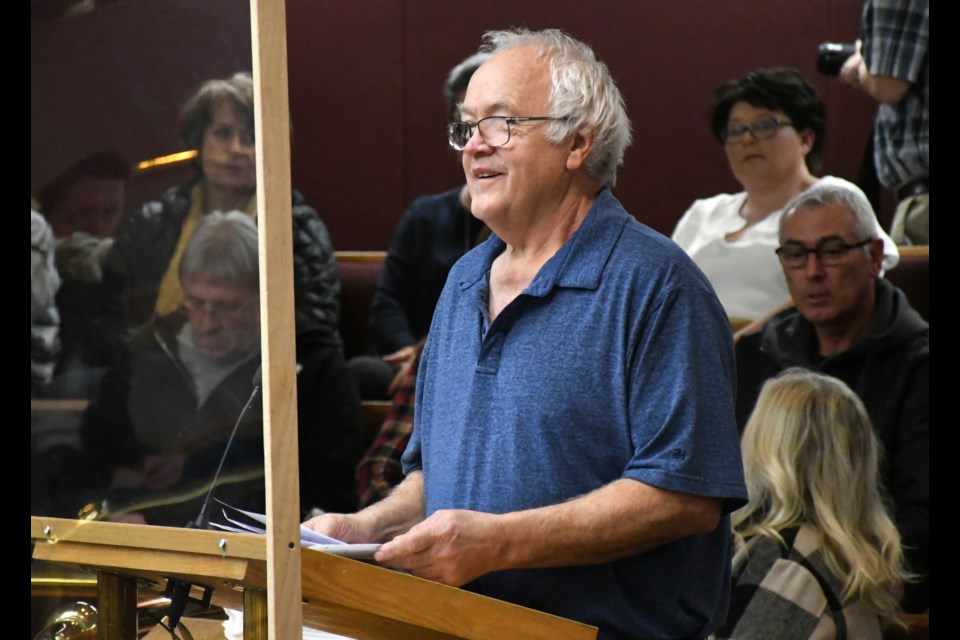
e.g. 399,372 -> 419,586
803,252 -> 826,277
462,127 -> 492,154
191,308 -> 222,332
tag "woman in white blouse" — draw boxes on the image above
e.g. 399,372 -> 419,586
672,67 -> 898,333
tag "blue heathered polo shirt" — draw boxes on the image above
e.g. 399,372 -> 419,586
402,188 -> 748,640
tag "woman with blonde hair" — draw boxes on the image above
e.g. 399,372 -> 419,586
713,368 -> 910,640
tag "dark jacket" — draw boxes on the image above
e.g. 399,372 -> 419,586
78,311 -> 363,526
735,277 -> 929,613
92,174 -> 341,364
370,186 -> 488,355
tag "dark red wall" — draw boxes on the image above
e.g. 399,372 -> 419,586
33,0 -> 883,250
284,0 -> 885,248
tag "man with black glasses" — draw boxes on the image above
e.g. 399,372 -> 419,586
306,27 -> 747,640
735,180 -> 929,613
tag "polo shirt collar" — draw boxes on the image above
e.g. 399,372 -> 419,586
457,187 -> 627,297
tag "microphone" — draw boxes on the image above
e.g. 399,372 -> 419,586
164,364 -> 264,633
193,364 -> 263,530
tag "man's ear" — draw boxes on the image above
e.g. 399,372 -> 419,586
566,128 -> 594,172
869,238 -> 885,277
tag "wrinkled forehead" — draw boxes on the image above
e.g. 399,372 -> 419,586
462,46 -> 551,117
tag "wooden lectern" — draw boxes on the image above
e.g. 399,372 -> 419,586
31,516 -> 598,639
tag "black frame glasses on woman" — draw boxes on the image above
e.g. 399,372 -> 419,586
775,238 -> 872,269
446,116 -> 568,151
722,116 -> 793,144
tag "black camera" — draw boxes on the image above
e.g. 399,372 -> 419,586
817,42 -> 856,76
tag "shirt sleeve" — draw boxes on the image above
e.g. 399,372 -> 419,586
861,0 -> 929,83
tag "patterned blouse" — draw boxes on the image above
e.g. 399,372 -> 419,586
711,524 -> 883,640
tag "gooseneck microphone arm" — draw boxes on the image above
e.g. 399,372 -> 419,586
163,364 -> 263,635
192,365 -> 263,530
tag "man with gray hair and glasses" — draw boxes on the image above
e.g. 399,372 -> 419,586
76,211 -> 362,527
735,179 -> 929,613
307,27 -> 747,639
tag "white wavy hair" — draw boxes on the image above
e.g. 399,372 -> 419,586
479,28 -> 633,187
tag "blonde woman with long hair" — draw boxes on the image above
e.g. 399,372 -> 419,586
712,368 -> 910,640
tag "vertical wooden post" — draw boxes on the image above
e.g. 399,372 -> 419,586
249,0 -> 303,638
97,572 -> 137,639
244,587 -> 270,640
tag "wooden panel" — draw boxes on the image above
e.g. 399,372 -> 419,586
885,246 -> 929,321
297,547 -> 598,640
284,0 -> 406,252
31,517 -> 598,640
250,0 -> 304,635
337,254 -> 386,359
337,251 -> 389,263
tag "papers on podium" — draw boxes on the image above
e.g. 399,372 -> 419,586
209,502 -> 381,560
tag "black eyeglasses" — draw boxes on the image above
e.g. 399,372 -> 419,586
182,296 -> 250,321
446,116 -> 568,150
722,116 -> 793,143
775,238 -> 872,269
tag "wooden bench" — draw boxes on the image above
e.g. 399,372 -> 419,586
885,245 -> 929,322
33,396 -> 394,461
335,250 -> 386,362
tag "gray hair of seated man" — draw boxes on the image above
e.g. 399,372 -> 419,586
781,181 -> 879,244
178,210 -> 259,292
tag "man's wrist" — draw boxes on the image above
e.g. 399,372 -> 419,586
854,61 -> 866,87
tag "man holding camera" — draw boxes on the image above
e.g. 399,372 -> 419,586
839,0 -> 929,246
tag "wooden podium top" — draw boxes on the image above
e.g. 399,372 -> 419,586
31,516 -> 598,640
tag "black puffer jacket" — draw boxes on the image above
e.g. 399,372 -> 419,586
93,174 -> 341,359
77,310 -> 362,525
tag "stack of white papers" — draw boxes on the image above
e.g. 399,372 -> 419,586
209,503 -> 382,560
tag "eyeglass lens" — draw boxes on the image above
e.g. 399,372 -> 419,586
447,117 -> 513,150
776,239 -> 867,267
724,116 -> 786,142
184,298 -> 244,318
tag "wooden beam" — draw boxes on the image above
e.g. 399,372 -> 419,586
249,0 -> 302,637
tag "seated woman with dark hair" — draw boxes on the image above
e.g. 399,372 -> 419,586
714,368 -> 911,640
672,67 -> 899,335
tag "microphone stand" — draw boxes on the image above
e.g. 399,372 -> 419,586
162,367 -> 263,636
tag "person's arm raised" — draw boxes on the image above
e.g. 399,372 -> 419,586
840,40 -> 913,104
